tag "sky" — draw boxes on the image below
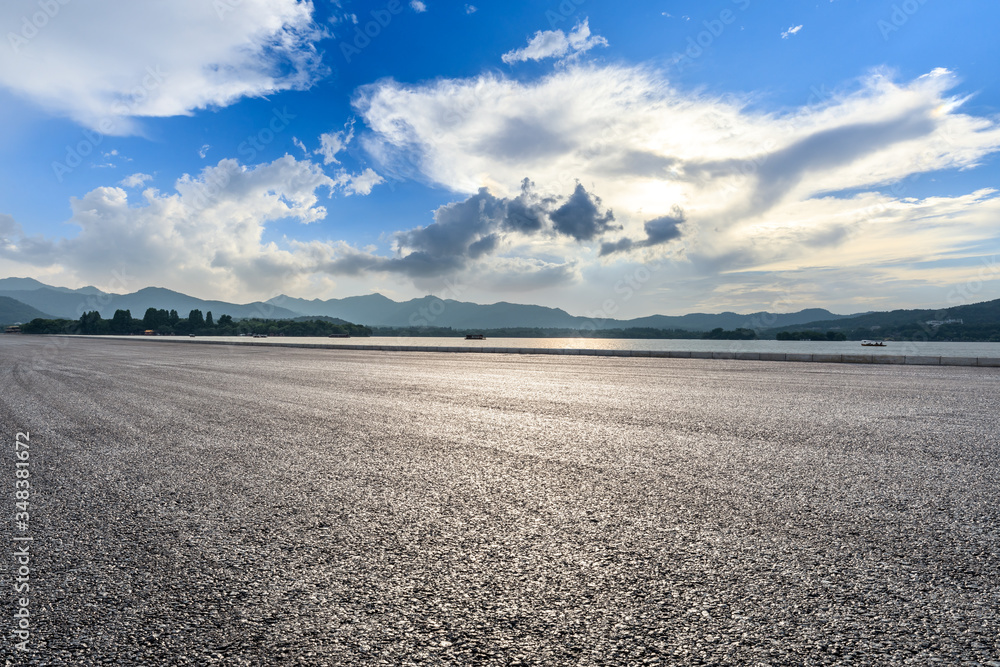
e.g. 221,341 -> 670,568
1,0 -> 999,318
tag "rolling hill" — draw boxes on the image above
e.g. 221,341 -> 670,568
765,298 -> 1000,337
0,282 -> 300,320
269,293 -> 855,331
0,296 -> 53,325
270,294 -> 585,328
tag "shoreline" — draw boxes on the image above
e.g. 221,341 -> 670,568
41,334 -> 1000,368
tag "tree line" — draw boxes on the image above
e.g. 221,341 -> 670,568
777,324 -> 1000,342
20,308 -> 371,337
776,330 -> 848,341
24,311 -> 996,342
840,322 -> 1000,342
371,326 -> 761,340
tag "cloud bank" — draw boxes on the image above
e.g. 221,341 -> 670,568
0,160 -> 604,298
350,64 -> 1000,308
0,0 -> 325,133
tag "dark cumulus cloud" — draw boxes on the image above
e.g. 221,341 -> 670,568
322,178 -> 618,279
321,249 -> 466,279
600,205 -> 686,256
550,183 -> 619,241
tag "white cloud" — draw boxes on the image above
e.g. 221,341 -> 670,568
119,173 -> 153,188
292,137 -> 309,156
465,5 -> 477,14
357,65 -> 1000,214
410,1 -> 427,12
0,0 -> 325,133
501,19 -> 608,64
334,168 -> 385,196
198,144 -> 210,158
350,65 -> 1000,309
1,156 -> 338,299
0,154 -> 399,300
318,120 -> 356,165
782,25 -> 803,39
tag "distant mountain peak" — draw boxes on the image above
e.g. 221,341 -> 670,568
0,277 -> 58,291
135,286 -> 179,294
0,277 -> 110,295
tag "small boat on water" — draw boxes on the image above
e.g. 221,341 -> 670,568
252,333 -> 268,339
465,334 -> 486,340
861,340 -> 886,347
328,333 -> 350,338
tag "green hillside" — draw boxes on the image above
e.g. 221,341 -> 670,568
766,298 -> 1000,341
0,296 -> 52,325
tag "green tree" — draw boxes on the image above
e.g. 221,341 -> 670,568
22,318 -> 73,334
142,307 -> 159,330
169,309 -> 180,325
188,309 -> 205,329
79,311 -> 109,335
217,314 -> 233,327
110,309 -> 133,334
141,308 -> 171,330
205,311 -> 214,327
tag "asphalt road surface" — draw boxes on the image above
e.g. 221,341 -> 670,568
1,336 -> 998,666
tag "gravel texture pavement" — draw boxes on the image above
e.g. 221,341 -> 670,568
1,336 -> 998,666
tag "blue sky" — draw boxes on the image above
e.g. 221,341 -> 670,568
1,0 -> 998,317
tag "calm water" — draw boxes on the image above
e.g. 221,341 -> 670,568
101,335 -> 1000,357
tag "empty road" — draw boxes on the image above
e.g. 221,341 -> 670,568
1,336 -> 998,665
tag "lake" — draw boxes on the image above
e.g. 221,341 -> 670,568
101,335 -> 1000,357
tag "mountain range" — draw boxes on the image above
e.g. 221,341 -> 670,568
5,277 -> 994,335
266,292 -> 854,331
0,277 -> 856,330
0,278 -> 300,323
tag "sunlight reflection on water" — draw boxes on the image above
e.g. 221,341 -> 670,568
102,335 -> 1000,357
